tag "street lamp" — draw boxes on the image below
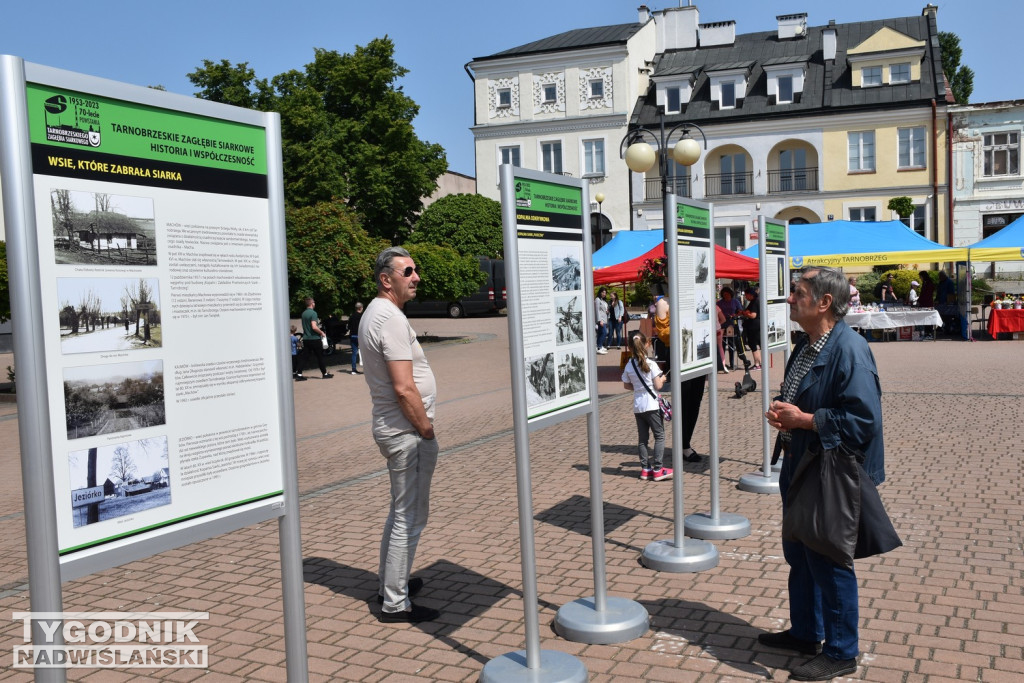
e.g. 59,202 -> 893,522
620,105 -> 707,210
594,192 -> 605,248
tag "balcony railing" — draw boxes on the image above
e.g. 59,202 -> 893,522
768,167 -> 819,193
643,176 -> 692,200
705,172 -> 753,197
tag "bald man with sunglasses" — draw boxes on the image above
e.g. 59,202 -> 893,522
359,246 -> 440,623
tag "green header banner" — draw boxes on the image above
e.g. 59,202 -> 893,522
676,203 -> 710,229
513,176 -> 583,230
27,83 -> 267,174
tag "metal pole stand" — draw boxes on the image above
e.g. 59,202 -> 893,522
738,470 -> 780,494
481,651 -> 588,683
555,596 -> 649,644
642,538 -> 719,572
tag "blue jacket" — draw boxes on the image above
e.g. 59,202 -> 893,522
781,320 -> 885,500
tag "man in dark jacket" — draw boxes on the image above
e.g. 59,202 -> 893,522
761,266 -> 885,681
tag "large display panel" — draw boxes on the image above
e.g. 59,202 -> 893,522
761,218 -> 790,353
673,200 -> 715,376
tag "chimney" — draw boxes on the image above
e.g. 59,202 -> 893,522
776,13 -> 807,40
698,20 -> 736,48
823,20 -> 837,61
922,4 -> 938,17
654,5 -> 699,51
637,5 -> 650,24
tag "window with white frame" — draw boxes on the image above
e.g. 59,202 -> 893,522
721,81 -> 737,108
500,146 -> 521,167
900,205 -> 926,236
582,139 -> 605,177
861,66 -> 882,87
984,132 -> 1020,176
898,127 -> 926,168
848,131 -> 875,172
666,87 -> 683,113
497,88 -> 512,108
542,84 -> 557,104
890,63 -> 911,84
541,141 -> 563,174
778,75 -> 794,104
589,79 -> 604,99
849,207 -> 877,221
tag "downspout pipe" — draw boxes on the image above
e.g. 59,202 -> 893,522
932,99 -> 941,246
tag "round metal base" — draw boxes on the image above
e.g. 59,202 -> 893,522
683,512 -> 751,540
641,538 -> 719,573
737,470 -> 780,494
554,596 -> 649,644
480,650 -> 588,683
771,459 -> 782,472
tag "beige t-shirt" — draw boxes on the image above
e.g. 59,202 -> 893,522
359,297 -> 437,439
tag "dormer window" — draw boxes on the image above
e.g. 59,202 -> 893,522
497,88 -> 512,108
656,74 -> 696,114
543,84 -> 557,104
721,82 -> 737,109
589,79 -> 604,99
667,87 -> 682,113
890,63 -> 911,84
862,66 -> 882,87
705,64 -> 751,111
763,59 -> 806,106
778,76 -> 794,104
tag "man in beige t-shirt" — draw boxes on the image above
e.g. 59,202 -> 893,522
359,246 -> 439,623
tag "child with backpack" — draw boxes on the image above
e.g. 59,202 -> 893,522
621,331 -> 673,482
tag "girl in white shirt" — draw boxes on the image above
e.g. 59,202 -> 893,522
621,331 -> 673,481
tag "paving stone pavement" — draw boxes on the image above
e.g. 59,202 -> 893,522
0,317 -> 1022,681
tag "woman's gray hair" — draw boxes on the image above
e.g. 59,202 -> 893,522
799,266 -> 850,319
374,246 -> 411,287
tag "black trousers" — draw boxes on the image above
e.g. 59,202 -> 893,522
652,339 -> 705,451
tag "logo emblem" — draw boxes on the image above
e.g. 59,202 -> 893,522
44,95 -> 67,114
88,130 -> 101,147
792,256 -> 803,268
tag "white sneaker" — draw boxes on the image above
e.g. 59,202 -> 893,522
596,348 -> 608,354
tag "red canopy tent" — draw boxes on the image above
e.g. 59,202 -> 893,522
593,243 -> 759,285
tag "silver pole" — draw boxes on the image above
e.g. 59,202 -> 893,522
265,112 -> 309,682
0,54 -> 67,683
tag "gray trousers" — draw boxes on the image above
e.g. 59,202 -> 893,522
375,431 -> 439,612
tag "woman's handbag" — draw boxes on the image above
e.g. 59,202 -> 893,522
631,359 -> 671,421
782,441 -> 901,568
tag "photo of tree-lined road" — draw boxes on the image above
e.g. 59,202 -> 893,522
51,189 -> 157,266
68,436 -> 170,528
57,277 -> 162,354
63,360 -> 165,440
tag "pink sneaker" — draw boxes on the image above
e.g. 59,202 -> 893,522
652,467 -> 674,481
639,469 -> 652,480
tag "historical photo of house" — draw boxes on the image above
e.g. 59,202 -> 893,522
695,292 -> 711,321
554,294 -> 584,345
767,310 -> 787,346
678,315 -> 695,364
51,189 -> 157,266
550,246 -> 582,292
57,277 -> 162,354
68,436 -> 170,528
525,352 -> 556,407
696,325 -> 712,360
694,249 -> 709,284
64,359 -> 165,440
557,351 -> 586,396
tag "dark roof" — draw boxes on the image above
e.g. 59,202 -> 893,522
473,22 -> 645,62
634,12 -> 946,128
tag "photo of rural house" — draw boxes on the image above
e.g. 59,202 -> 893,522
57,277 -> 162,354
63,359 -> 165,440
68,436 -> 170,528
51,189 -> 157,266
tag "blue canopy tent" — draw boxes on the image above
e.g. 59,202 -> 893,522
739,220 -> 968,266
967,215 -> 1024,262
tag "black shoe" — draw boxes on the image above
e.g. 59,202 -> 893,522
322,372 -> 334,379
684,451 -> 703,463
295,375 -> 307,381
757,630 -> 822,656
789,653 -> 857,681
376,577 -> 424,605
378,603 -> 440,624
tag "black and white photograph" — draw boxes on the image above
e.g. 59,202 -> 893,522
554,294 -> 584,345
679,318 -> 695,364
57,277 -> 162,354
557,351 -> 586,396
64,359 -> 166,440
550,246 -> 582,292
525,352 -> 556,407
696,327 -> 712,360
768,317 -> 786,346
777,256 -> 786,297
51,189 -> 157,266
695,249 -> 709,284
695,292 -> 710,321
68,436 -> 170,528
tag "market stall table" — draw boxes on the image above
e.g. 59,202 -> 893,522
845,308 -> 942,341
987,308 -> 1024,337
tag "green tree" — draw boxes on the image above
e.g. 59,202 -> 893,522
938,32 -> 974,104
188,39 -> 447,242
403,243 -> 486,302
0,241 -> 9,323
411,194 -> 504,258
285,200 -> 388,316
887,196 -> 915,219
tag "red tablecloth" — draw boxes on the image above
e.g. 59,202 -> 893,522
988,308 -> 1024,336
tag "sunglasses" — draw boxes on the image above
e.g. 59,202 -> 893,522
390,265 -> 420,278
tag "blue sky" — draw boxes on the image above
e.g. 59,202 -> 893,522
0,0 -> 1014,179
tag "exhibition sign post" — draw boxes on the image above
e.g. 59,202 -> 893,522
0,57 -> 306,680
483,165 -> 648,683
639,195 -> 719,572
738,217 -> 789,494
